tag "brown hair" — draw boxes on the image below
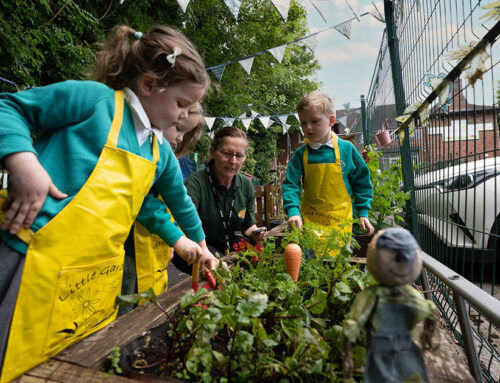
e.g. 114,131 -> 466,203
175,103 -> 205,159
296,91 -> 335,116
90,25 -> 209,93
210,126 -> 247,150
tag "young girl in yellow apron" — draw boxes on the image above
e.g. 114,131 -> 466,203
123,104 -> 206,310
0,26 -> 218,383
282,91 -> 374,257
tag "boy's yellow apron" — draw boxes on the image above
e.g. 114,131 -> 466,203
301,133 -> 352,256
133,203 -> 173,295
0,90 -> 159,383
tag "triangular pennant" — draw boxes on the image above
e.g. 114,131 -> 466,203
283,124 -> 291,134
344,0 -> 360,21
299,126 -> 304,136
223,117 -> 235,127
208,65 -> 226,82
204,117 -> 216,131
294,113 -> 300,123
176,0 -> 190,13
299,34 -> 319,52
369,1 -> 385,23
334,19 -> 353,39
342,103 -> 350,113
271,0 -> 291,22
241,118 -> 253,130
338,115 -> 348,126
267,44 -> 287,63
224,0 -> 242,19
258,116 -> 270,129
238,56 -> 255,75
238,112 -> 247,119
208,130 -> 215,139
250,109 -> 259,117
278,115 -> 288,126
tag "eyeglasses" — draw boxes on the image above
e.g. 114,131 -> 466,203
218,150 -> 246,162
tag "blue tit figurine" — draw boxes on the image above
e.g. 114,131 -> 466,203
343,228 -> 437,383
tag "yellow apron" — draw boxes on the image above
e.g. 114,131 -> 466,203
301,133 -> 353,256
133,203 -> 172,296
0,90 -> 159,383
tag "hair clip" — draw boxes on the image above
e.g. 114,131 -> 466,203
133,31 -> 143,40
166,47 -> 182,66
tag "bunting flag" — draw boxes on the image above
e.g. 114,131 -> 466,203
208,65 -> 226,82
224,0 -> 242,19
342,103 -> 350,113
271,0 -> 291,22
223,117 -> 235,127
334,19 -> 354,39
344,0 -> 360,21
238,112 -> 247,119
294,113 -> 300,123
250,109 -> 260,117
238,56 -> 255,75
258,116 -> 271,129
369,1 -> 385,23
299,34 -> 319,52
208,130 -> 215,139
283,124 -> 291,134
176,0 -> 190,13
204,117 -> 216,131
241,118 -> 253,130
267,44 -> 287,63
278,115 -> 289,126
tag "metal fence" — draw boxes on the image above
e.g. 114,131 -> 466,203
352,0 -> 500,381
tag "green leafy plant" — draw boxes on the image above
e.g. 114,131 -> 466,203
119,225 -> 371,382
363,148 -> 410,232
104,347 -> 123,376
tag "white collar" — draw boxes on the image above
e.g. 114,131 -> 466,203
124,88 -> 163,146
308,137 -> 334,150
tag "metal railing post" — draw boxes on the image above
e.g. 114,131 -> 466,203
384,0 -> 418,238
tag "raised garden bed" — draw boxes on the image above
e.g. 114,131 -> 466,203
13,229 -> 475,383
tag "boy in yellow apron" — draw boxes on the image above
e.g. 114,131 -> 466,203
0,25 -> 219,382
282,91 -> 374,256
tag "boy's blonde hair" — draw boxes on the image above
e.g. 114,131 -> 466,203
296,91 -> 335,116
91,25 -> 209,94
175,103 -> 205,158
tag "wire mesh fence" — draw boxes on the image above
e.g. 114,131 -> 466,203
352,0 -> 500,381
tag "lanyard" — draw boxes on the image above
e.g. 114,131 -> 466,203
206,167 -> 236,254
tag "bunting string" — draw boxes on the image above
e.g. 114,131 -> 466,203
205,12 -> 369,81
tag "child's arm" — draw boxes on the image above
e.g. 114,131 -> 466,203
1,152 -> 67,234
282,148 -> 304,229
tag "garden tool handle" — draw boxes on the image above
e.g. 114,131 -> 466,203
192,262 -> 200,291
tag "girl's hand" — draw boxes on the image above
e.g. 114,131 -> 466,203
359,217 -> 374,235
198,242 -> 220,271
287,215 -> 303,230
2,152 -> 67,234
173,235 -> 202,265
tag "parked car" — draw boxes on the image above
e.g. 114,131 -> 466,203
414,157 -> 500,254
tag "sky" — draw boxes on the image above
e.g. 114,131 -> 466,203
302,0 -> 386,109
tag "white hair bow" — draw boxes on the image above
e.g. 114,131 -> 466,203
166,47 -> 182,66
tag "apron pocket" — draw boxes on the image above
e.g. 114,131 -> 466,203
43,252 -> 124,354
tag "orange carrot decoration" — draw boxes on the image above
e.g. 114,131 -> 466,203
284,243 -> 302,282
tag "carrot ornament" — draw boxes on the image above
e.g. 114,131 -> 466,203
284,243 -> 302,282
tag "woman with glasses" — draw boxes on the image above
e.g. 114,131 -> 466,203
172,126 -> 266,272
